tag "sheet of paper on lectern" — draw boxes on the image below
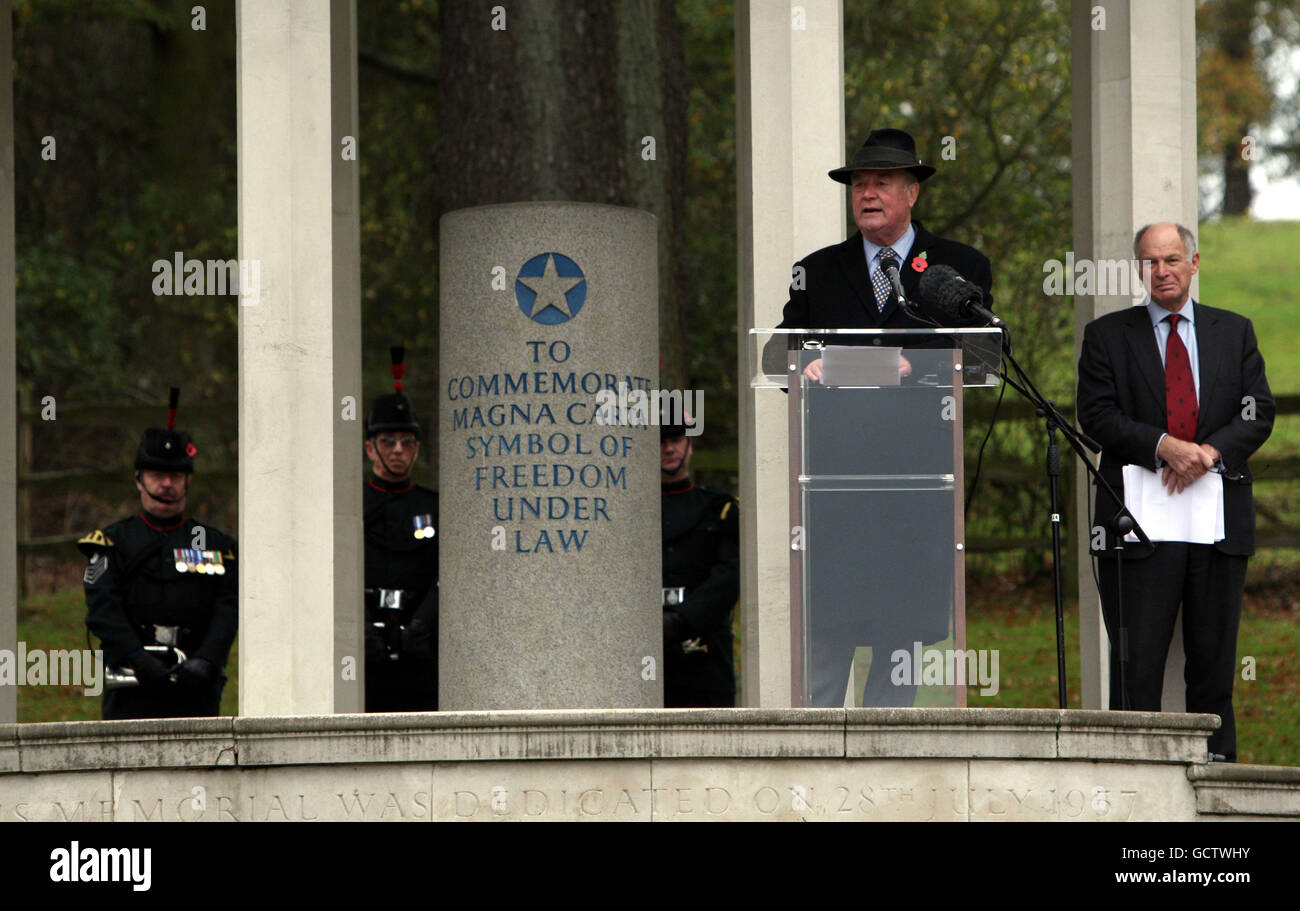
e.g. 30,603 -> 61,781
821,346 -> 901,386
1121,465 -> 1225,544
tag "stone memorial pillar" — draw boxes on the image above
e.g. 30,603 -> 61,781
439,203 -> 662,710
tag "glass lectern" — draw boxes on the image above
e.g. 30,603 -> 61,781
751,328 -> 1003,707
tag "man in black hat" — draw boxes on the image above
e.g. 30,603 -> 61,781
363,347 -> 439,712
777,129 -> 993,706
661,418 -> 739,707
78,388 -> 237,719
778,128 -> 993,371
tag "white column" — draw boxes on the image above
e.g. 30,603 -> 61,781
1072,0 -> 1197,709
236,0 -> 363,715
0,0 -> 15,724
736,0 -> 844,706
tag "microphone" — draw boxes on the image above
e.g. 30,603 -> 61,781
917,264 -> 1003,328
880,257 -> 929,321
880,257 -> 907,304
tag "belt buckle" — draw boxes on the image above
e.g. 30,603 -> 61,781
153,625 -> 181,646
662,587 -> 685,607
377,589 -> 404,610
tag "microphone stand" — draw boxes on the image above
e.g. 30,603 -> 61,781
992,335 -> 1149,710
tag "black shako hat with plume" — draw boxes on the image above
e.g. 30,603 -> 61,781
135,387 -> 196,473
660,411 -> 699,440
366,346 -> 421,438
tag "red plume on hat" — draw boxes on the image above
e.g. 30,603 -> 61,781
390,346 -> 406,393
167,386 -> 180,429
367,346 -> 421,438
136,386 -> 196,473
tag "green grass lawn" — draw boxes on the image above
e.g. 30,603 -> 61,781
1199,218 -> 1300,396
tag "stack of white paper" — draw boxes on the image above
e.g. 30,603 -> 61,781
1121,465 -> 1225,544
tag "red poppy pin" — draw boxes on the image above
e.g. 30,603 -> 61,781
186,443 -> 197,457
911,252 -> 929,273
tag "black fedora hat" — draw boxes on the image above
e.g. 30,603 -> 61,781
828,128 -> 935,184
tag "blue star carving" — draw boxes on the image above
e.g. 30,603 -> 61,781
516,253 -> 587,324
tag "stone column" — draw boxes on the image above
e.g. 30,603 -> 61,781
735,0 -> 844,706
1071,0 -> 1198,709
0,0 -> 15,724
236,0 -> 364,715
438,203 -> 661,710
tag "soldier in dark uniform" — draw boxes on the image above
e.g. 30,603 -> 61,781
661,418 -> 740,707
363,347 -> 438,712
78,388 -> 237,720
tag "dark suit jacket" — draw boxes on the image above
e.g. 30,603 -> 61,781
1076,302 -> 1274,557
778,220 -> 993,329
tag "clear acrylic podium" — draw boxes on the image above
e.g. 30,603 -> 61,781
751,328 -> 1003,708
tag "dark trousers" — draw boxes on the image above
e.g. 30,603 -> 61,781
665,684 -> 734,708
1098,543 -> 1246,759
812,640 -> 919,707
103,679 -> 224,720
366,656 -> 437,713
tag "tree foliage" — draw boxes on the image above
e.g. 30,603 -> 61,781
677,0 -> 737,472
1196,0 -> 1300,215
15,0 -> 239,486
357,0 -> 441,438
843,1 -> 1074,554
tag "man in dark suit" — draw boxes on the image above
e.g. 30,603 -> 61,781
1077,221 -> 1274,761
777,128 -> 994,706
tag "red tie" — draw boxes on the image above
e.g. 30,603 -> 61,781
1164,313 -> 1198,441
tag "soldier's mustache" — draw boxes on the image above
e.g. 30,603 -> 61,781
145,486 -> 183,504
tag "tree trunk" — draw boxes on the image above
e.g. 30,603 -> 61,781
1215,6 -> 1255,217
1221,127 -> 1254,216
436,0 -> 689,390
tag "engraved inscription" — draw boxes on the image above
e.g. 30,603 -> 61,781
0,782 -> 1143,821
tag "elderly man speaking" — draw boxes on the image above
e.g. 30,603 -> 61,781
776,128 -> 995,707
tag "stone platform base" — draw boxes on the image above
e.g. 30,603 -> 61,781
2,708 -> 1297,821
